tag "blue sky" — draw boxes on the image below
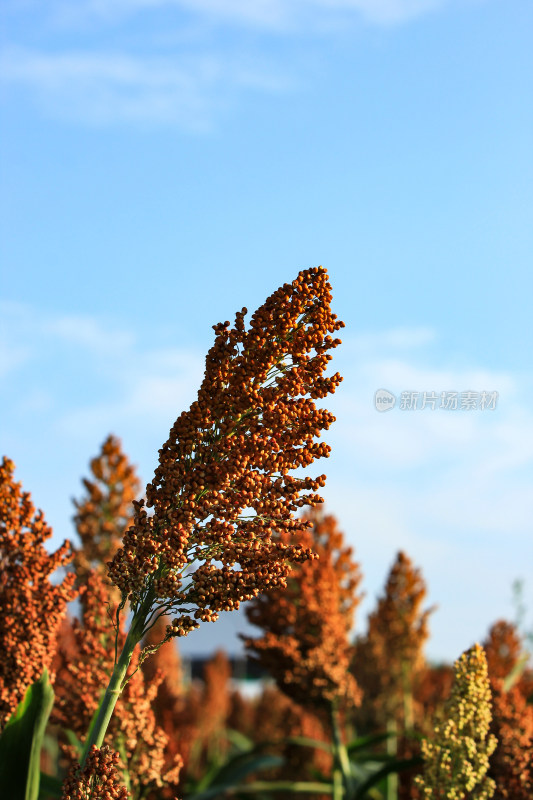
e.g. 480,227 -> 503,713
1,0 -> 532,663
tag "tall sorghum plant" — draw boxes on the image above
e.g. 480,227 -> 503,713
72,434 -> 140,591
488,678 -> 533,799
244,508 -> 363,796
352,550 -> 433,734
351,550 -> 433,799
415,643 -> 497,800
0,458 -> 77,731
80,266 -> 345,769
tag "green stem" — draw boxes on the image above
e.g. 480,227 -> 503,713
79,585 -> 157,767
80,624 -> 139,766
386,719 -> 398,800
330,704 -> 351,800
332,769 -> 344,800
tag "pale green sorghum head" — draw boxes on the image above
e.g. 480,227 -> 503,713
415,643 -> 497,800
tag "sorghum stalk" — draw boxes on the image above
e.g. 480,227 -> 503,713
80,602 -> 146,764
330,702 -> 352,799
385,719 -> 398,800
81,266 -> 344,761
351,551 -> 433,736
57,569 -> 182,791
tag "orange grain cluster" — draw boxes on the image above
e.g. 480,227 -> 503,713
53,573 -> 182,797
483,620 -> 523,681
244,509 -> 362,710
61,745 -> 129,800
73,435 -> 140,589
108,267 -> 344,638
0,457 -> 77,730
352,550 -> 433,732
482,619 -> 533,699
252,684 -> 332,784
488,679 -> 533,799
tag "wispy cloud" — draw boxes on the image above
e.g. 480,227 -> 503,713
0,46 -> 290,128
4,310 -> 529,660
1,0 -> 458,126
320,335 -> 533,660
46,314 -> 136,354
54,0 -> 448,29
1,302 -> 205,439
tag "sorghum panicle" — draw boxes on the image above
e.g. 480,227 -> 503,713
108,266 -> 344,638
198,650 -> 233,740
482,618 -> 533,700
244,508 -> 362,711
61,745 -> 129,800
352,550 -> 433,731
0,457 -> 77,730
483,620 -> 524,682
488,678 -> 533,800
252,685 -> 332,782
415,643 -> 497,800
73,434 -> 140,590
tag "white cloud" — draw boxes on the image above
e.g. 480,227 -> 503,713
0,46 -> 291,128
0,0 -> 476,126
0,48 -> 227,128
0,302 -> 33,378
0,342 -> 31,379
4,313 -> 530,662
316,0 -> 445,25
315,331 -> 533,660
350,326 -> 436,352
56,366 -> 204,441
46,314 -> 136,354
1,302 -> 205,444
54,0 -> 449,28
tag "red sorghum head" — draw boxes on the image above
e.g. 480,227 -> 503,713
61,745 -> 130,800
352,550 -> 433,730
243,508 -> 362,711
73,435 -> 140,589
0,457 -> 77,730
108,266 -> 344,639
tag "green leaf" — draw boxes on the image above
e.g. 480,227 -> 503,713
225,728 -> 255,752
212,780 -> 334,795
349,752 -> 392,765
353,756 -> 423,799
0,669 -> 55,800
503,652 -> 529,692
281,735 -> 333,754
346,732 -> 391,755
188,753 -> 284,800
